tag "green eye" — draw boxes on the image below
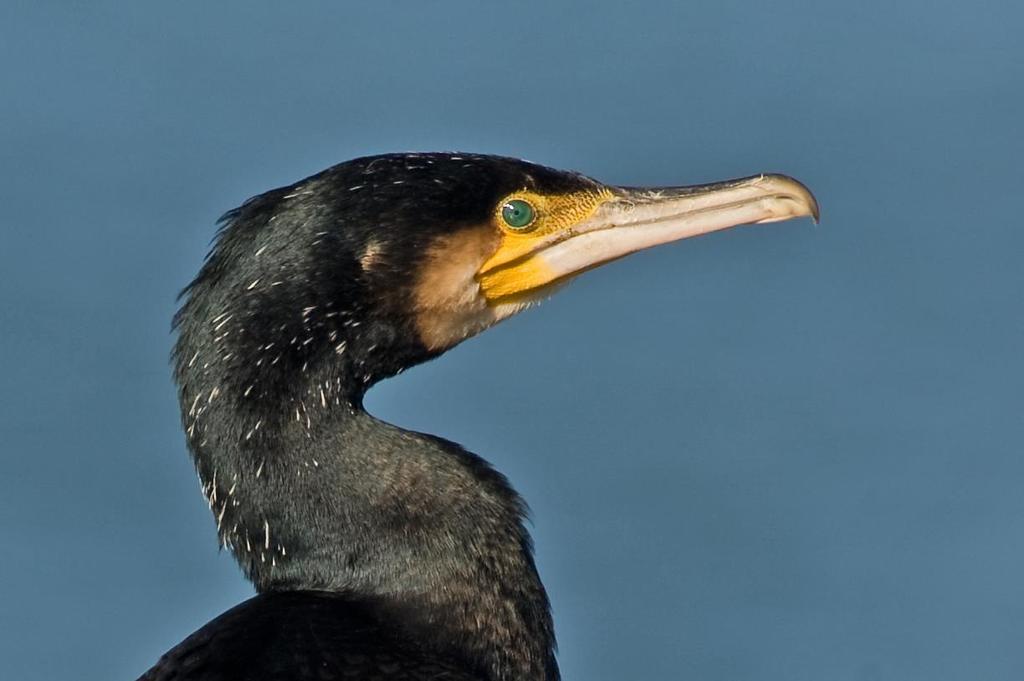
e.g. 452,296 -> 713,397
501,199 -> 536,230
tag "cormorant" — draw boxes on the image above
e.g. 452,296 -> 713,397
141,153 -> 818,681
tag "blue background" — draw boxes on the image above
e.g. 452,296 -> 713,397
2,2 -> 1022,679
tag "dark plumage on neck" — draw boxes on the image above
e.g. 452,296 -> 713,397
171,154 -> 574,680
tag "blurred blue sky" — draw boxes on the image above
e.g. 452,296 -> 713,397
1,1 -> 1022,679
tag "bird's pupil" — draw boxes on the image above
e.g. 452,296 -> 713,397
502,200 -> 535,229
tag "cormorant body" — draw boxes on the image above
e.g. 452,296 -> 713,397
141,153 -> 817,681
142,592 -> 479,680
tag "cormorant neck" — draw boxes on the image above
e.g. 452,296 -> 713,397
174,336 -> 558,680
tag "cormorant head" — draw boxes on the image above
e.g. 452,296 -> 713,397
168,153 -> 817,681
175,153 -> 817,403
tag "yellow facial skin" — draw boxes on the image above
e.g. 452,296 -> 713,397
475,173 -> 819,308
477,188 -> 614,301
